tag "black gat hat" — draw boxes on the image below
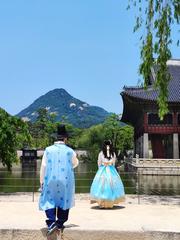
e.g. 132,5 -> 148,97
57,124 -> 69,138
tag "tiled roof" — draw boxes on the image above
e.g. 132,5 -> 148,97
122,60 -> 180,103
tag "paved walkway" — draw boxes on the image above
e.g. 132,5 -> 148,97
0,194 -> 180,240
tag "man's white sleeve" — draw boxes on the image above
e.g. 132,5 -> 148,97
40,151 -> 46,185
72,152 -> 79,168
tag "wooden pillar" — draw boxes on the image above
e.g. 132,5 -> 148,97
135,135 -> 143,157
173,133 -> 179,159
144,113 -> 148,132
143,133 -> 149,158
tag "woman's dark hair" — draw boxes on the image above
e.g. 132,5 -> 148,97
102,140 -> 115,160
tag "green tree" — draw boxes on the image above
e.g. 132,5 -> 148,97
103,114 -> 121,150
29,108 -> 57,148
76,124 -> 104,162
65,124 -> 83,149
76,114 -> 134,162
128,0 -> 180,119
103,114 -> 134,158
117,125 -> 134,157
0,108 -> 31,170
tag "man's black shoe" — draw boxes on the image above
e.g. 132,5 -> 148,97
46,222 -> 57,236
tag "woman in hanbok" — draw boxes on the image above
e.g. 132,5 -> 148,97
90,140 -> 125,208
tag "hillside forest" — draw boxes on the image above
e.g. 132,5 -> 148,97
0,108 -> 134,170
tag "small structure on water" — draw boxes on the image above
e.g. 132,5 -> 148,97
121,59 -> 180,175
21,149 -> 37,167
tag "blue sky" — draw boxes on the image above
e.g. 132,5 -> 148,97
0,1 -> 179,115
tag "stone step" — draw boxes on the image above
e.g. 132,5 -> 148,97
1,230 -> 180,240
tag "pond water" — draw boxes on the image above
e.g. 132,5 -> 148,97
0,161 -> 180,195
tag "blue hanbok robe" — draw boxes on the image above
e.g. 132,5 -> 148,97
39,143 -> 76,211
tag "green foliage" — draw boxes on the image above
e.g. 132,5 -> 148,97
0,108 -> 31,170
76,114 -> 134,162
10,111 -> 134,165
0,107 -> 133,169
76,124 -> 105,162
117,125 -> 134,156
128,0 -> 180,119
28,108 -> 57,148
62,123 -> 83,149
103,114 -> 122,150
28,107 -> 83,149
103,114 -> 134,156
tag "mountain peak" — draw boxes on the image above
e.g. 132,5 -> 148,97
48,88 -> 69,94
17,89 -> 110,128
45,88 -> 71,98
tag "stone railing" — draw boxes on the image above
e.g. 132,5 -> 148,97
125,158 -> 180,167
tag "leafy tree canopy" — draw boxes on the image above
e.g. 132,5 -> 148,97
0,108 -> 31,170
28,108 -> 57,148
76,114 -> 134,162
128,0 -> 180,119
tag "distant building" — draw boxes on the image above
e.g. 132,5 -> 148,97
121,59 -> 180,159
75,150 -> 88,158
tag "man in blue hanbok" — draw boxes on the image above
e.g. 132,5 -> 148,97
39,124 -> 79,236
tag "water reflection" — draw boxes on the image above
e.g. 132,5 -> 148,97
74,163 -> 97,193
139,175 -> 180,195
0,162 -> 180,195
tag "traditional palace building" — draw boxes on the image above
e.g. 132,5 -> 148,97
121,59 -> 180,160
